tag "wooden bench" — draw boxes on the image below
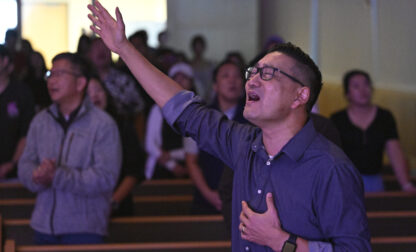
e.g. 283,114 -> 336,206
3,215 -> 228,246
0,179 -> 194,200
4,240 -> 230,252
0,195 -> 194,219
3,191 -> 416,219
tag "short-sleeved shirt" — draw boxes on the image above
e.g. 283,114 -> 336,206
330,107 -> 398,175
0,81 -> 34,168
163,91 -> 371,252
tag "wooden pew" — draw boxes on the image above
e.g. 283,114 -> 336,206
3,191 -> 416,220
4,240 -> 230,252
371,236 -> 416,252
365,191 -> 416,212
0,179 -> 194,200
3,215 -> 228,246
0,195 -> 194,220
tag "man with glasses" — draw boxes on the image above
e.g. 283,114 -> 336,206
18,52 -> 122,244
88,2 -> 370,251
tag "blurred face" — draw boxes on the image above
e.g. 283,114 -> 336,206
346,74 -> 372,106
213,63 -> 243,104
88,39 -> 112,69
87,78 -> 107,110
243,52 -> 304,127
173,72 -> 193,90
47,59 -> 84,106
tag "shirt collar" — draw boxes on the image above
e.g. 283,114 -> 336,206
250,118 -> 318,162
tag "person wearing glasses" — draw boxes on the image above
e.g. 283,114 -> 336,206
87,2 -> 370,251
18,52 -> 122,244
331,70 -> 416,193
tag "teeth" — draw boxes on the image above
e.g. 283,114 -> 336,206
248,92 -> 260,101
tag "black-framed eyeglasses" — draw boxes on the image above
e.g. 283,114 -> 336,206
44,70 -> 81,81
245,66 -> 306,87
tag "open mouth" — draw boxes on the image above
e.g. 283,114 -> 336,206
247,92 -> 260,102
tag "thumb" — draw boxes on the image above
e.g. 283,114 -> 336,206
266,192 -> 277,214
115,7 -> 125,29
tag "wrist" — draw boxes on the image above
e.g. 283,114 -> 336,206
269,229 -> 289,252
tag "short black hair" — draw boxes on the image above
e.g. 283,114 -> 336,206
0,45 -> 12,60
191,35 -> 206,50
343,69 -> 372,95
212,60 -> 243,83
268,42 -> 322,113
52,52 -> 92,81
129,30 -> 148,44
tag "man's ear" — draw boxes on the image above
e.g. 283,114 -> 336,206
291,87 -> 310,109
76,76 -> 88,92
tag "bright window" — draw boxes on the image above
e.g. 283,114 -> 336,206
0,0 -> 18,44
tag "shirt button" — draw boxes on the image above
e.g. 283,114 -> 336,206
257,189 -> 262,194
266,161 -> 271,165
245,246 -> 250,251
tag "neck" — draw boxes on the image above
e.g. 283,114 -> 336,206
217,96 -> 237,112
58,96 -> 83,117
348,103 -> 374,113
261,113 -> 307,156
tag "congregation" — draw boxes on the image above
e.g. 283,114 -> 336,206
1,1 -> 416,251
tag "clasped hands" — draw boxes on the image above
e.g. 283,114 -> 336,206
32,159 -> 56,186
239,192 -> 289,251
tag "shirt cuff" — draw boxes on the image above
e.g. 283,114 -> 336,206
162,90 -> 200,126
308,241 -> 333,252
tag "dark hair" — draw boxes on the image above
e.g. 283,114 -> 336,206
268,42 -> 322,113
191,35 -> 206,50
342,69 -> 372,95
212,60 -> 243,83
0,45 -> 12,60
129,30 -> 148,44
52,52 -> 92,81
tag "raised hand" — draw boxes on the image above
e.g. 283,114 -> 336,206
87,0 -> 128,54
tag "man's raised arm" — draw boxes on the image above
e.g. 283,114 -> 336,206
87,1 -> 183,107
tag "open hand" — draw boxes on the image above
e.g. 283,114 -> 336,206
87,0 -> 128,54
239,193 -> 288,249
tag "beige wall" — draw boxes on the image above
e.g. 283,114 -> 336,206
263,0 -> 416,91
166,0 -> 259,63
21,0 -> 166,67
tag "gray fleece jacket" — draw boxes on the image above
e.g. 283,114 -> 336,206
18,97 -> 122,236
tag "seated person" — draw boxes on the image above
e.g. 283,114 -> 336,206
331,69 -> 416,192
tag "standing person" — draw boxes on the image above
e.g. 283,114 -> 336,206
185,60 -> 248,216
331,70 -> 416,192
190,34 -> 215,102
18,52 -> 121,244
88,2 -> 371,251
0,45 -> 35,180
144,62 -> 193,179
87,37 -> 144,117
87,76 -> 145,216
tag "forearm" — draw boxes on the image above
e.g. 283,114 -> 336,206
386,140 -> 412,187
112,176 -> 137,203
118,42 -> 183,107
186,154 -> 213,197
12,138 -> 26,164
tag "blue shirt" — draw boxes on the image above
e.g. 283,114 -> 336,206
163,91 -> 371,252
